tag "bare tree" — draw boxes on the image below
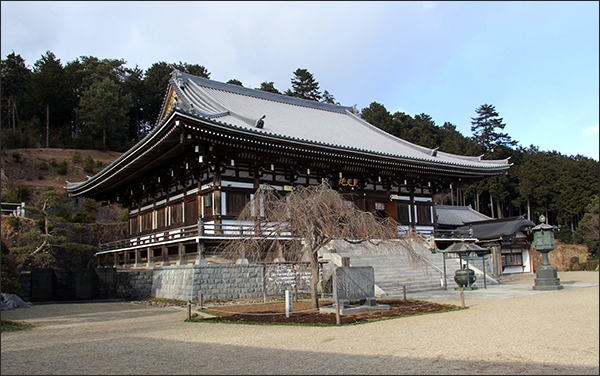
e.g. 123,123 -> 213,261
218,181 -> 423,309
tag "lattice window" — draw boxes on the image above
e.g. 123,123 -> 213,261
502,251 -> 523,267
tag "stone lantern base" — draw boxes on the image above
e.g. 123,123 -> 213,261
533,268 -> 564,290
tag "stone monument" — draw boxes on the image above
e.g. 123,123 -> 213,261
319,266 -> 389,315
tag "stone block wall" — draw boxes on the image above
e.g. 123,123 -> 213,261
195,264 -> 263,301
116,270 -> 153,300
116,264 -> 267,302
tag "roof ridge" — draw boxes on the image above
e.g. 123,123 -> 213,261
173,70 -> 354,114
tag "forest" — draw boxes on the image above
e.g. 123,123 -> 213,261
1,50 -> 598,256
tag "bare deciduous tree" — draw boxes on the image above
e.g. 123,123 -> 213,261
218,181 -> 423,309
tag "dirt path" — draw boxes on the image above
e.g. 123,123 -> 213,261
2,272 -> 598,375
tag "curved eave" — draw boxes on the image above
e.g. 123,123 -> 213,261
174,109 -> 512,175
66,110 -> 184,197
67,107 -> 511,198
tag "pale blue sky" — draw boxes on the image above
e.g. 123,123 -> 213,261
2,1 -> 598,160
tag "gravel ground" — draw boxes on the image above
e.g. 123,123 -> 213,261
1,271 -> 598,375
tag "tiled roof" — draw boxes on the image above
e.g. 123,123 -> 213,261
436,205 -> 534,241
170,70 -> 511,171
459,217 -> 535,241
436,205 -> 493,226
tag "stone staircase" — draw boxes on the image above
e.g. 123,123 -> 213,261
322,237 -> 497,297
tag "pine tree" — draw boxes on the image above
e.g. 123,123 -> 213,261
256,81 -> 281,94
286,68 -> 322,101
76,77 -> 132,151
471,104 -> 517,154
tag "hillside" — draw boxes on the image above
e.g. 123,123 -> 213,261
1,148 -> 127,270
1,148 -> 125,225
1,148 -> 122,198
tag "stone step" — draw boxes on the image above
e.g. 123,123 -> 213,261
327,240 -> 448,296
324,238 -> 498,297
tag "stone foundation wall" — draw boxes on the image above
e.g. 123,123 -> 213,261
117,264 -> 268,302
116,270 -> 153,300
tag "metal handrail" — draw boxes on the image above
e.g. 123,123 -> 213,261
1,202 -> 26,217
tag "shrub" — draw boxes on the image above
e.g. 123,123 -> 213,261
17,187 -> 30,201
83,156 -> 95,174
39,161 -> 49,170
73,212 -> 90,223
57,159 -> 68,175
2,189 -> 19,203
72,152 -> 82,163
49,158 -> 58,167
73,198 -> 98,223
11,151 -> 21,163
83,198 -> 98,220
119,208 -> 129,222
12,151 -> 21,163
6,216 -> 20,229
581,259 -> 599,271
38,175 -> 44,180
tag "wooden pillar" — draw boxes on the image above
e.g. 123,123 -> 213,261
409,190 -> 416,229
214,170 -> 222,234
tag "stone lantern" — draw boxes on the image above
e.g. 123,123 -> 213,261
531,215 -> 563,290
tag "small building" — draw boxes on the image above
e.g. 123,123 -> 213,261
65,71 -> 511,268
434,205 -> 535,276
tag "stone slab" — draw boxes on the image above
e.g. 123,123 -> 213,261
333,266 -> 375,301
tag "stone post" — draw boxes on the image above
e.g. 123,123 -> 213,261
159,245 -> 169,267
176,243 -> 186,266
133,249 -> 143,268
146,247 -> 155,269
122,251 -> 131,269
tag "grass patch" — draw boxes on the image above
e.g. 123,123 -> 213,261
1,319 -> 40,332
136,297 -> 195,306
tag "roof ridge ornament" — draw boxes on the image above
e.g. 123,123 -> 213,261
255,115 -> 266,129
